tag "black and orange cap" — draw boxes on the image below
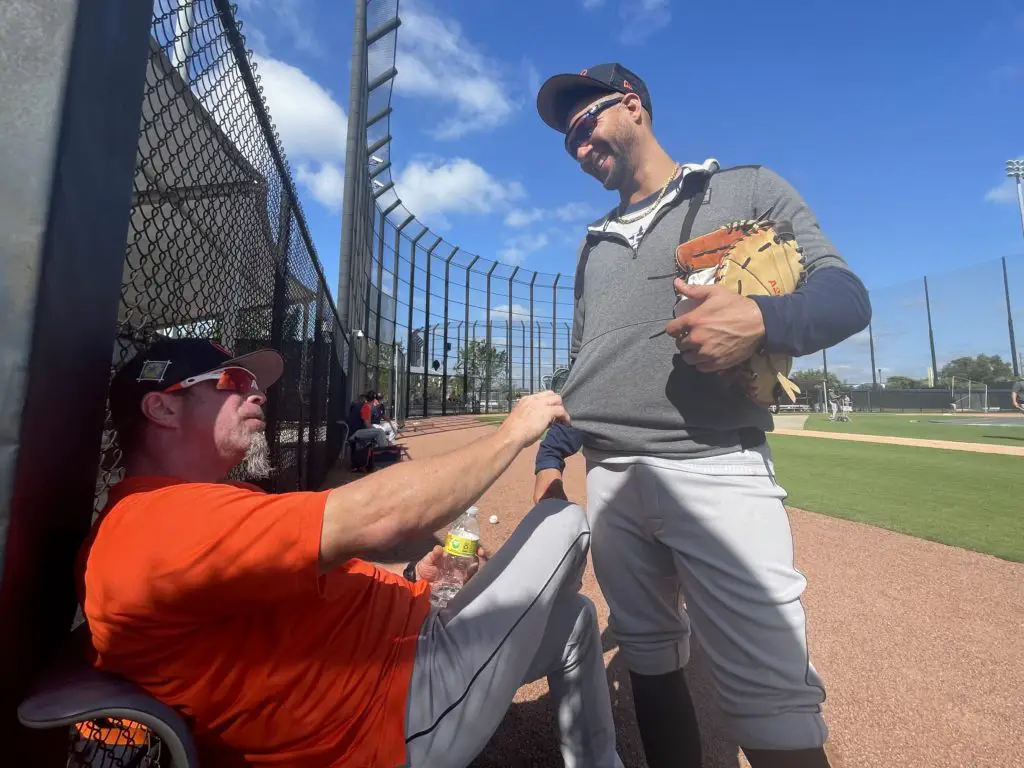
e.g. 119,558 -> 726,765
109,338 -> 283,430
536,63 -> 653,133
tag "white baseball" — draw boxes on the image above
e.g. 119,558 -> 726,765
488,514 -> 499,524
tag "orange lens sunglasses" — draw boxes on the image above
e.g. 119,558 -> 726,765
162,367 -> 259,395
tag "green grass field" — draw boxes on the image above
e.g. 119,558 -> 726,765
768,435 -> 1024,562
476,414 -> 1023,560
799,412 -> 1024,447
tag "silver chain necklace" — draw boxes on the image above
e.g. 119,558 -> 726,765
613,163 -> 682,224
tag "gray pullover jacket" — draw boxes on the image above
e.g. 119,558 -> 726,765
546,163 -> 869,462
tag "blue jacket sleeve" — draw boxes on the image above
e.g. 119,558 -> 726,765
752,266 -> 871,357
534,422 -> 583,473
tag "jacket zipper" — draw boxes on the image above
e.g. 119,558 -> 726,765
588,185 -> 693,260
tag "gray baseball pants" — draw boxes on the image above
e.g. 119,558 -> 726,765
585,443 -> 828,751
402,498 -> 624,768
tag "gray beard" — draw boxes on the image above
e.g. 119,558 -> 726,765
227,430 -> 273,481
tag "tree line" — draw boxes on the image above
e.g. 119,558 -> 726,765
792,353 -> 1021,393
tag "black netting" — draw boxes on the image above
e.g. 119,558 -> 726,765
99,0 -> 349,519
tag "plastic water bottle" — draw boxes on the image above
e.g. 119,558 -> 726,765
430,506 -> 481,608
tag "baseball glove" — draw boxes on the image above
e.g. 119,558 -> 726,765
673,218 -> 806,406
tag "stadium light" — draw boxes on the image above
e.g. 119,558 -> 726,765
1006,159 -> 1024,241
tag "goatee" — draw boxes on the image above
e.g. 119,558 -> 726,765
227,431 -> 273,481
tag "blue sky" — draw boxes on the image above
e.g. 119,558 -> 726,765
230,0 -> 1024,384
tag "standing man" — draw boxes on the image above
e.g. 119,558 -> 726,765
532,64 -> 872,768
1011,375 -> 1024,413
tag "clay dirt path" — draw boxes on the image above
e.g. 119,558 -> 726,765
353,419 -> 1023,768
773,427 -> 1024,456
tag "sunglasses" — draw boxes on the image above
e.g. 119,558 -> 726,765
162,367 -> 260,395
564,97 -> 623,157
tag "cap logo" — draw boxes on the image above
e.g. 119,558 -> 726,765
579,69 -> 588,76
622,79 -> 633,91
138,360 -> 172,383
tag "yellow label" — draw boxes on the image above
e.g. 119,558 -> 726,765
444,533 -> 479,557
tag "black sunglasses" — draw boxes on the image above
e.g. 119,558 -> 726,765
564,96 -> 623,157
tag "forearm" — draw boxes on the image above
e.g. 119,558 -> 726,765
752,266 -> 871,357
534,422 -> 583,473
319,429 -> 521,571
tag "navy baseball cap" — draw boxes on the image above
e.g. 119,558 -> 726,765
536,63 -> 653,133
109,338 -> 283,429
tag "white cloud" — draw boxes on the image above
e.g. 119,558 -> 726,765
619,0 -> 671,45
505,208 -> 546,227
295,163 -> 344,210
985,179 -> 1020,204
490,303 -> 532,322
250,55 -> 348,210
235,0 -> 322,57
503,202 -> 596,228
499,233 -> 550,265
394,1 -> 517,139
395,156 -> 525,226
582,0 -> 606,8
526,60 -> 542,99
252,55 -> 346,162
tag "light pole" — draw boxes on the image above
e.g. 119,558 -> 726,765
1007,160 -> 1024,240
1004,160 -> 1023,376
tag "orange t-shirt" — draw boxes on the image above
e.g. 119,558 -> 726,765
359,402 -> 372,423
76,475 -> 432,767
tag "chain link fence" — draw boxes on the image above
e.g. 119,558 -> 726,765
342,0 -> 577,424
793,253 -> 1023,412
95,0 -> 349,513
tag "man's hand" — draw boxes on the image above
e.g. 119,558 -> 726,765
664,280 -> 766,373
499,390 -> 570,448
533,468 -> 568,505
414,544 -> 488,584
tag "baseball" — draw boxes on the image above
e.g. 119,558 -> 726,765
488,514 -> 499,524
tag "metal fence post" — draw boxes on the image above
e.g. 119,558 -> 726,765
441,246 -> 459,414
423,236 -> 442,417
923,276 -> 938,384
485,262 -> 498,414
373,207 -> 386,374
404,226 -> 428,417
507,266 -> 519,406
521,320 -> 526,390
529,273 -> 537,392
869,322 -> 878,389
1002,256 -> 1019,377
392,212 -> 414,401
337,0 -> 367,359
463,256 -> 479,409
552,274 -> 561,375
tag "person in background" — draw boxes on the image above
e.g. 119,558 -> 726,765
1011,375 -> 1024,413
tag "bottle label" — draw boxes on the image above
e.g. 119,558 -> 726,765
444,532 -> 479,557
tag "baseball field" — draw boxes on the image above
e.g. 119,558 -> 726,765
350,414 -> 1023,767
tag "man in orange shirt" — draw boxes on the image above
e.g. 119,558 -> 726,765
77,338 -> 623,768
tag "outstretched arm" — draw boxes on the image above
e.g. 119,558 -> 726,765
320,391 -> 570,573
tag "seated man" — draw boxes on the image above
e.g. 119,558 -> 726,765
354,390 -> 395,448
368,390 -> 400,443
76,338 -> 622,768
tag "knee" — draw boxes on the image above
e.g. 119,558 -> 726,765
524,498 -> 590,550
